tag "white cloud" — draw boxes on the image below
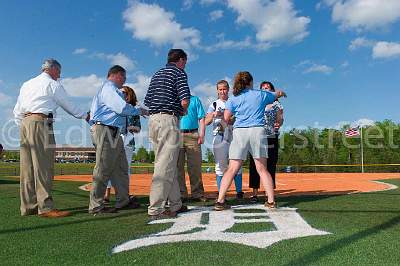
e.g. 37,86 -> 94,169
203,35 -> 267,52
372,41 -> 400,59
297,60 -> 333,74
93,52 -> 135,70
332,118 -> 375,130
352,118 -> 375,128
304,65 -> 333,74
333,120 -> 351,130
0,92 -> 13,107
341,61 -> 349,68
227,0 -> 310,44
348,37 -> 375,51
191,81 -> 217,107
209,10 -> 224,21
191,77 -> 233,107
323,0 -> 400,31
73,48 -> 87,55
61,74 -> 103,97
182,0 -> 193,10
349,38 -> 400,59
125,74 -> 151,103
200,0 -> 219,5
123,2 -> 201,51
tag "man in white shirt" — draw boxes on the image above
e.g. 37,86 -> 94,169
14,58 -> 89,218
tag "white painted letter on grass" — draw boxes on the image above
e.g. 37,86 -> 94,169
112,205 -> 330,254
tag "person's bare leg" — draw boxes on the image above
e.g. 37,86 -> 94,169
217,159 -> 242,203
253,158 -> 274,204
252,188 -> 258,197
104,187 -> 111,201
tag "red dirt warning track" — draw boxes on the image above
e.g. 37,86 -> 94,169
55,173 -> 400,197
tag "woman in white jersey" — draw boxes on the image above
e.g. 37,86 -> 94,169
205,80 -> 243,199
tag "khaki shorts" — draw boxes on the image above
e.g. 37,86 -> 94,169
229,127 -> 268,160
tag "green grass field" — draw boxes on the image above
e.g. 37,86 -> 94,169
1,176 -> 399,265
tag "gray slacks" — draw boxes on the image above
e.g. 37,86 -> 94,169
88,125 -> 130,212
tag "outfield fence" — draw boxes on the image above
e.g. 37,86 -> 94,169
0,163 -> 399,176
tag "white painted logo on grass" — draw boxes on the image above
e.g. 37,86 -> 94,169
112,205 -> 330,254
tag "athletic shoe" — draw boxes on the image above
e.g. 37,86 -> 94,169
265,201 -> 277,210
236,192 -> 244,199
214,201 -> 231,211
249,195 -> 259,203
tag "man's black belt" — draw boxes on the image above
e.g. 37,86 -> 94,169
180,128 -> 198,133
149,110 -> 179,117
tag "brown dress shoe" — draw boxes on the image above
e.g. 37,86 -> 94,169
39,209 -> 71,218
148,210 -> 177,221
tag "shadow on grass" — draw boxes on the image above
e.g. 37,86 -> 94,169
0,208 -> 148,235
0,179 -> 19,185
283,215 -> 400,265
52,188 -> 88,199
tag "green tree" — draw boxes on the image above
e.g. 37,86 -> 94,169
134,146 -> 149,163
148,150 -> 155,163
205,148 -> 214,163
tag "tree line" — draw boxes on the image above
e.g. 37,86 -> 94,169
206,120 -> 400,172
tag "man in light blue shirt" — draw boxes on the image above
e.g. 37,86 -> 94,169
88,65 -> 145,215
177,95 -> 207,201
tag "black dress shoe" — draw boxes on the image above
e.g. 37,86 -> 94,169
116,196 -> 141,210
176,205 -> 189,214
192,196 -> 208,202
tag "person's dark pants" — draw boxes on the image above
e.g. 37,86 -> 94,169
249,136 -> 279,189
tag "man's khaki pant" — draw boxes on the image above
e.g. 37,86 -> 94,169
88,125 -> 129,212
177,132 -> 204,198
20,116 -> 55,215
148,113 -> 182,215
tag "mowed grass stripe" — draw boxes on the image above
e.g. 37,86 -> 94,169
0,176 -> 399,265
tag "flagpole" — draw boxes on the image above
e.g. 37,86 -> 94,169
360,126 -> 364,173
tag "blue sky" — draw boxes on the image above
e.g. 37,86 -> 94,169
0,0 -> 400,150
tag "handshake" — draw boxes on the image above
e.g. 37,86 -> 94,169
137,103 -> 149,117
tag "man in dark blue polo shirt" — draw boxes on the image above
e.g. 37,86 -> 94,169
145,49 -> 191,220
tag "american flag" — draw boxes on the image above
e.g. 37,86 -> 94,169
344,127 -> 360,137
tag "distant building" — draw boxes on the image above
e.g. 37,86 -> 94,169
55,146 -> 96,162
1,146 -> 96,162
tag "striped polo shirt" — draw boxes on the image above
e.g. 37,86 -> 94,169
144,63 -> 191,115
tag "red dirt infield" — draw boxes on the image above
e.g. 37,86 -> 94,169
55,172 -> 400,197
